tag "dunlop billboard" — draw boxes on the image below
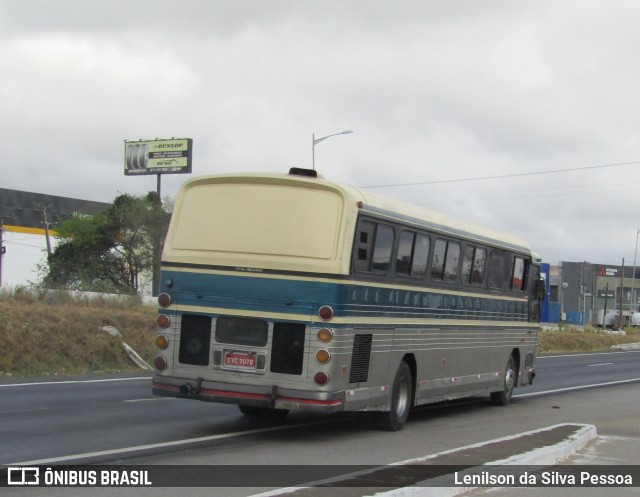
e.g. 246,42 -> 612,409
124,138 -> 193,176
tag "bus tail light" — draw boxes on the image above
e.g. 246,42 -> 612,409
318,305 -> 334,321
315,350 -> 331,364
158,293 -> 172,308
154,356 -> 168,371
314,371 -> 329,385
157,314 -> 171,328
155,335 -> 169,349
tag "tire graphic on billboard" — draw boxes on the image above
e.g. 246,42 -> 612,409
126,144 -> 149,171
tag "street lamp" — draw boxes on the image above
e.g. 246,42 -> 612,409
560,281 -> 569,327
312,130 -> 353,170
631,228 -> 640,315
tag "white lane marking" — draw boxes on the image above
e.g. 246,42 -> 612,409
587,363 -> 615,367
514,377 -> 640,398
0,377 -> 152,388
8,420 -> 333,466
123,397 -> 177,403
537,350 -> 640,359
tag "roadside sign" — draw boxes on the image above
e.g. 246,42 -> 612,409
124,138 -> 193,175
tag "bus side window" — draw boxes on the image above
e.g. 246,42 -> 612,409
396,230 -> 415,275
431,239 -> 447,280
511,256 -> 527,291
397,231 -> 431,278
431,239 -> 461,282
487,250 -> 506,290
371,224 -> 395,273
412,233 -> 430,276
462,245 -> 486,285
444,242 -> 460,282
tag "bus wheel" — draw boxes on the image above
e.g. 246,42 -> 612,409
375,361 -> 412,431
491,356 -> 516,406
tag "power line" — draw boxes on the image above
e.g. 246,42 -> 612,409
360,160 -> 640,189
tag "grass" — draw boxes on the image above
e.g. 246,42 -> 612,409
538,325 -> 640,354
0,288 -> 156,378
1,289 -> 639,377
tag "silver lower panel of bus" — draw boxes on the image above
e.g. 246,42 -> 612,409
152,374 -> 348,413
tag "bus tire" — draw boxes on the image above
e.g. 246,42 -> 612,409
491,356 -> 516,406
374,361 -> 412,431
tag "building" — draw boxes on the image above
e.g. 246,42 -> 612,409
547,261 -> 640,326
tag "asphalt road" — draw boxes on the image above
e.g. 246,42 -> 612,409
2,350 -> 639,468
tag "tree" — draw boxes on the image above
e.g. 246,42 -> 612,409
41,192 -> 170,293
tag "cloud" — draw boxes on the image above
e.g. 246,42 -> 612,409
2,0 -> 640,287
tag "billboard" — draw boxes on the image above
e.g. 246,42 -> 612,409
124,138 -> 193,176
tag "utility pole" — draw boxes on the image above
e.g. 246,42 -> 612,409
603,283 -> 609,328
39,205 -> 54,259
619,258 -> 625,328
0,217 -> 4,286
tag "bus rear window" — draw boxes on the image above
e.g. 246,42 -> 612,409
172,182 -> 343,260
216,316 -> 268,347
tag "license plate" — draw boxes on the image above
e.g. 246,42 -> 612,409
224,352 -> 256,369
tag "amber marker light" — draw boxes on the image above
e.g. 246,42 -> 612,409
155,335 -> 169,349
157,314 -> 171,328
316,350 -> 331,364
317,328 -> 333,343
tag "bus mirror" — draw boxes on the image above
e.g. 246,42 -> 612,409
535,278 -> 546,300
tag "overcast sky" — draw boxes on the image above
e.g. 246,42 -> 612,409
2,0 -> 640,286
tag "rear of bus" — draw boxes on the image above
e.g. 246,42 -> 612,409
151,171 -> 358,414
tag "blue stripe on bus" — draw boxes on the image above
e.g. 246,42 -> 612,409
160,268 -> 531,323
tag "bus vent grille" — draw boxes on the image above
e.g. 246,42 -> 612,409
349,334 -> 373,383
179,314 -> 212,366
270,322 -> 305,375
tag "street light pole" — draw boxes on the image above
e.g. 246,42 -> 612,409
312,130 -> 353,170
631,228 -> 640,315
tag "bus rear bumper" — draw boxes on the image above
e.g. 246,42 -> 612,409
152,375 -> 345,413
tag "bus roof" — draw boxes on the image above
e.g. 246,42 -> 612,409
163,172 -> 535,274
280,171 -> 533,255
353,185 -> 533,256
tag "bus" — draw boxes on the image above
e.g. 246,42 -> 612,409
152,168 -> 543,431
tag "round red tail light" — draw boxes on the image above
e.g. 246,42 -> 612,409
158,293 -> 172,308
314,371 -> 329,385
154,356 -> 168,371
318,305 -> 334,321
